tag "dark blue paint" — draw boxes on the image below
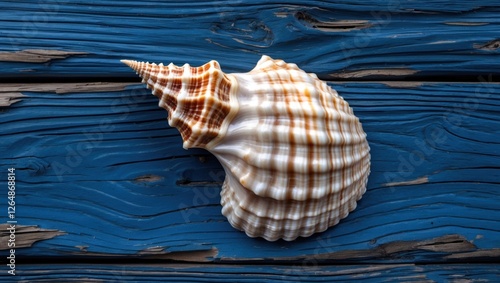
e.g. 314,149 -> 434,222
2,263 -> 499,282
0,1 -> 499,280
0,1 -> 499,78
1,82 -> 498,262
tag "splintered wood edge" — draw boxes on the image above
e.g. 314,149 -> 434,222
138,247 -> 219,262
330,68 -> 418,79
1,82 -> 135,94
474,39 -> 500,51
0,49 -> 88,63
382,176 -> 429,187
0,92 -> 24,107
313,234 -> 479,260
294,11 -> 372,32
0,224 -> 66,250
225,234 -> 483,262
0,82 -> 137,107
67,247 -> 219,262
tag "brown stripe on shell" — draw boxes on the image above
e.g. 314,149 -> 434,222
265,68 -> 281,218
214,56 -> 370,241
282,68 -> 297,200
121,59 -> 236,149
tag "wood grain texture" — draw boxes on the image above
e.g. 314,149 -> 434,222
0,0 -> 499,280
0,224 -> 65,250
0,49 -> 87,63
0,92 -> 23,107
1,264 -> 498,282
0,1 -> 498,79
1,81 -> 498,262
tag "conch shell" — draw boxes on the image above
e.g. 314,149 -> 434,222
122,55 -> 370,241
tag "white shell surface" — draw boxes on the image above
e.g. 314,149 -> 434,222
210,56 -> 370,241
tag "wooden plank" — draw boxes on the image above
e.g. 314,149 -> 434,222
0,1 -> 499,78
1,263 -> 499,282
1,81 -> 498,262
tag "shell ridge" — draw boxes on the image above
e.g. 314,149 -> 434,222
123,55 -> 370,241
204,74 -> 239,149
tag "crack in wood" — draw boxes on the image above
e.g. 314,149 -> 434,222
295,11 -> 372,32
475,39 -> 500,51
445,22 -> 489,26
0,224 -> 66,250
134,174 -> 164,183
380,81 -> 425,88
256,234 -> 479,262
176,179 -> 223,187
68,247 -> 219,262
0,82 -> 134,94
137,247 -> 219,262
0,82 -> 135,107
445,248 -> 500,260
383,176 -> 429,187
0,49 -> 88,63
0,92 -> 24,107
330,234 -> 476,260
330,69 -> 418,79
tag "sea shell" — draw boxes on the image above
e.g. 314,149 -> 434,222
122,55 -> 370,241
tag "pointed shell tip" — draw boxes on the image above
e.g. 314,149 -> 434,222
120,59 -> 135,67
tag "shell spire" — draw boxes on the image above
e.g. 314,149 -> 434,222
121,59 -> 238,149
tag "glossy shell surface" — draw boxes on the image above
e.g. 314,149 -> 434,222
122,55 -> 370,241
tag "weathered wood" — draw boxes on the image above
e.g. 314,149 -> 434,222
1,81 -> 498,263
0,92 -> 23,107
0,82 -> 133,94
0,49 -> 87,63
0,1 -> 498,78
1,263 -> 498,282
0,224 -> 65,250
0,1 -> 499,280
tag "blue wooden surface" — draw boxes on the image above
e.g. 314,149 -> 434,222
1,264 -> 499,282
1,82 -> 498,262
0,0 -> 499,281
0,1 -> 498,78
